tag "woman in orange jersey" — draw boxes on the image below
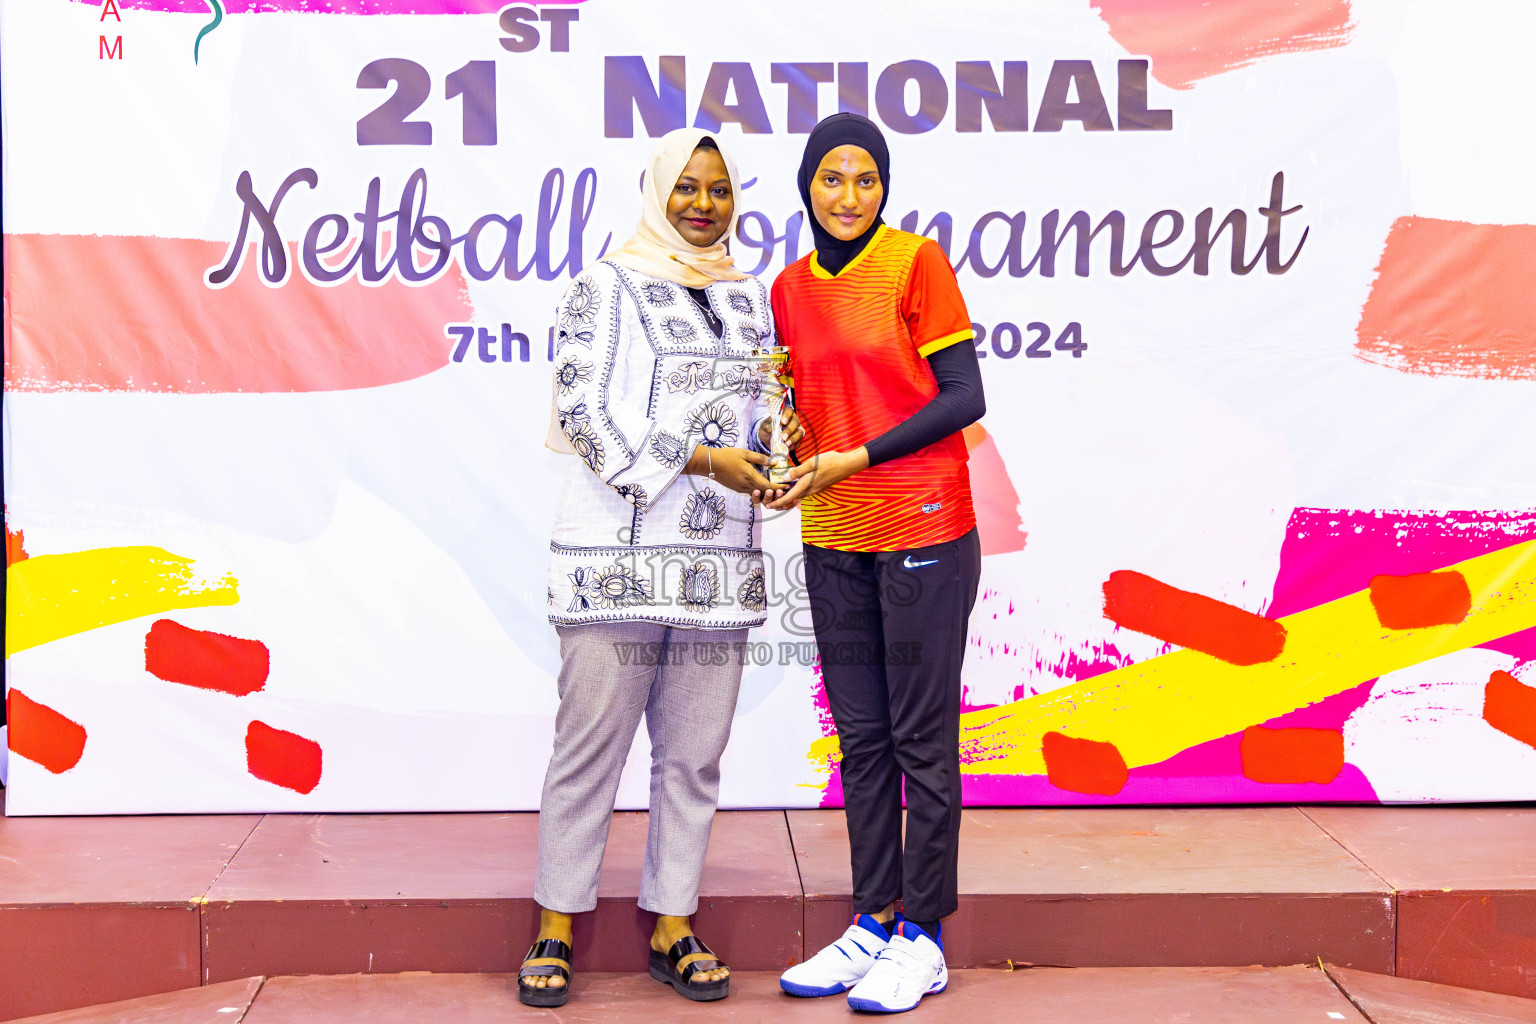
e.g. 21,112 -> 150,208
770,113 -> 985,1015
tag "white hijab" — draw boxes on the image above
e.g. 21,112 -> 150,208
605,126 -> 748,287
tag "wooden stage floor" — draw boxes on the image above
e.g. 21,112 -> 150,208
3,796 -> 1535,1020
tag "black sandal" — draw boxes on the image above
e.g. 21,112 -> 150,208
648,934 -> 730,1002
518,937 -> 573,1007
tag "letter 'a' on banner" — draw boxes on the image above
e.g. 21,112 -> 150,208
2,0 -> 1535,813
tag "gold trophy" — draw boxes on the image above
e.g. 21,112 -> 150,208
750,344 -> 793,487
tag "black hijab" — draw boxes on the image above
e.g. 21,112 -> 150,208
797,113 -> 891,276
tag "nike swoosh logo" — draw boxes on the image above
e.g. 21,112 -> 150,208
902,557 -> 938,569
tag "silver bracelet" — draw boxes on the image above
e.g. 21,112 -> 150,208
706,448 -> 715,479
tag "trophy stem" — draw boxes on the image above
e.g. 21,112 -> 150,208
767,396 -> 791,486
752,344 -> 794,487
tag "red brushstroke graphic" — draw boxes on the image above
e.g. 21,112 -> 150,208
144,619 -> 270,696
1042,731 -> 1128,796
246,720 -> 323,794
6,690 -> 88,774
6,234 -> 469,394
962,424 -> 1027,556
1484,670 -> 1536,751
1103,570 -> 1287,665
5,523 -> 28,565
1240,726 -> 1344,784
1092,0 -> 1352,91
1356,218 -> 1536,381
1368,570 -> 1472,630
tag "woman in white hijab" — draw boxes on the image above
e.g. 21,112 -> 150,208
520,128 -> 799,1007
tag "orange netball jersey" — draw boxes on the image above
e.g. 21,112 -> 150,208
771,225 -> 976,552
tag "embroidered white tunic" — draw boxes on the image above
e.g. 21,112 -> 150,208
547,259 -> 773,630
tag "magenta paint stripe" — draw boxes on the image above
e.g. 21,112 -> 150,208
1269,507 -> 1536,618
77,0 -> 583,13
961,761 -> 1378,806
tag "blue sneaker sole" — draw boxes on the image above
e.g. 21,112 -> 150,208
848,994 -> 912,1013
846,980 -> 947,1013
781,978 -> 849,997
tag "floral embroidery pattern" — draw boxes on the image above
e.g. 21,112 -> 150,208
679,562 -> 720,612
727,290 -> 753,316
554,355 -> 594,395
566,566 -> 598,612
661,317 -> 697,343
717,363 -> 758,398
642,281 -> 675,307
666,360 -> 710,394
567,276 -> 599,322
556,315 -> 596,351
558,399 -> 591,432
737,567 -> 767,612
615,483 -> 649,511
589,568 -> 651,607
589,564 -> 653,610
649,431 -> 689,468
686,400 -> 739,448
738,323 -> 762,347
556,276 -> 600,350
679,488 -> 728,540
564,420 -> 605,473
568,564 -> 651,612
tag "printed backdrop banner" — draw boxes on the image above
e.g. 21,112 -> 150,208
4,0 -> 1535,814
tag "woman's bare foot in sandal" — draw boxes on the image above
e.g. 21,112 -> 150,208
652,915 -> 730,986
520,908 -> 574,995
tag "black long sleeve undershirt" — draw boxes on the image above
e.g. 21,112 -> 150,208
862,338 -> 986,468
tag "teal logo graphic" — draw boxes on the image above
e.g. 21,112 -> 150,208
194,0 -> 222,64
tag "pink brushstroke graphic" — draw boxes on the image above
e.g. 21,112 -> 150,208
1092,0 -> 1353,91
962,683 -> 1379,806
807,659 -> 846,808
67,0 -> 582,12
1274,508 -> 1536,674
960,679 -> 1382,807
5,234 -> 469,394
962,425 -> 1027,556
1355,217 -> 1536,381
962,760 -> 1378,806
957,508 -> 1536,805
969,633 -> 1139,705
1268,508 -> 1536,618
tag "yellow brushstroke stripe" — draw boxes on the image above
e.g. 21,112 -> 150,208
808,538 -> 1536,780
6,546 -> 239,656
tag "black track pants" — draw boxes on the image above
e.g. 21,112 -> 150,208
802,527 -> 982,922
